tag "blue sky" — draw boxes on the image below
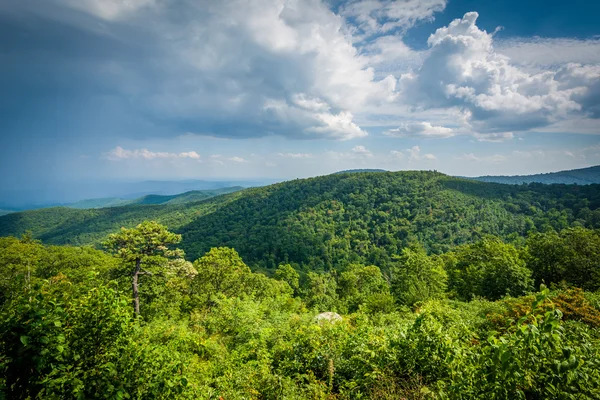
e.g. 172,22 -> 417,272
1,0 -> 599,198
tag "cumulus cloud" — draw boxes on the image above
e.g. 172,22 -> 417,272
385,121 -> 454,138
340,0 -> 447,39
106,146 -> 200,161
228,156 -> 247,163
3,0 -> 398,141
406,146 -> 436,161
2,1 -> 600,147
398,12 -> 600,134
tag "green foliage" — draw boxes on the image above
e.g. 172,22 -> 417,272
441,288 -> 600,399
104,221 -> 184,315
526,227 -> 600,290
3,172 -> 600,273
103,221 -> 183,264
302,271 -> 340,312
390,245 -> 447,306
337,264 -> 391,313
275,263 -> 300,295
445,236 -> 534,300
2,166 -> 600,400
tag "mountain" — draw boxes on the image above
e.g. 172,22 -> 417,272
0,179 -> 276,210
469,165 -> 600,185
2,171 -> 600,271
67,187 -> 244,209
67,197 -> 132,209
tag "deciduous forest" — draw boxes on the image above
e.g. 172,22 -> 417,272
1,172 -> 600,399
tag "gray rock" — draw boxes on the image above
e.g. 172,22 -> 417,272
315,312 -> 342,323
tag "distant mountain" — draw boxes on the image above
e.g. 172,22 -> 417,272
0,179 -> 276,210
470,165 -> 600,185
0,209 -> 13,217
67,187 -> 244,209
67,198 -> 132,209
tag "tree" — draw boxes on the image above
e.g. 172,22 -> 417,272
337,264 -> 390,312
275,264 -> 300,295
445,236 -> 533,301
103,221 -> 183,315
390,245 -> 447,306
191,247 -> 251,306
526,227 -> 600,290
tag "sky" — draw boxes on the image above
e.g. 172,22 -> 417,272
1,0 -> 600,201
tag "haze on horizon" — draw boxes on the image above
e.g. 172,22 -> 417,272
1,0 -> 600,202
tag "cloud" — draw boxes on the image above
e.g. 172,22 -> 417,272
495,37 -> 600,68
277,153 -> 314,159
457,153 -> 507,163
406,146 -> 436,161
207,154 -> 247,164
340,0 -> 447,39
325,145 -> 373,160
351,145 -> 373,157
2,0 -> 398,141
398,12 -> 600,134
389,150 -> 404,159
473,131 -> 514,142
57,0 -> 154,21
106,146 -> 201,161
2,1 -> 600,149
385,121 -> 454,138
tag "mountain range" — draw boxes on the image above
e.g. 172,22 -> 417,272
469,165 -> 600,185
1,170 -> 599,271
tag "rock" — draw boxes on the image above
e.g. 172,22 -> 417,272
315,312 -> 342,323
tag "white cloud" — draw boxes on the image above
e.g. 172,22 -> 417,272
228,156 -> 247,163
351,145 -> 373,157
325,145 -> 373,160
457,153 -> 506,163
385,121 -> 454,138
340,0 -> 447,39
398,12 -> 600,134
277,153 -> 314,159
4,1 -> 600,144
473,131 -> 514,142
306,111 -> 368,140
406,146 -> 436,161
496,37 -> 600,68
389,150 -> 404,159
106,146 -> 201,161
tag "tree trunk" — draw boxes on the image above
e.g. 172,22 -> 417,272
132,258 -> 141,316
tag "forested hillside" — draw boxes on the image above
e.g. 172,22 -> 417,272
0,190 -> 244,245
2,171 -> 600,272
471,165 -> 600,185
1,222 -> 600,399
